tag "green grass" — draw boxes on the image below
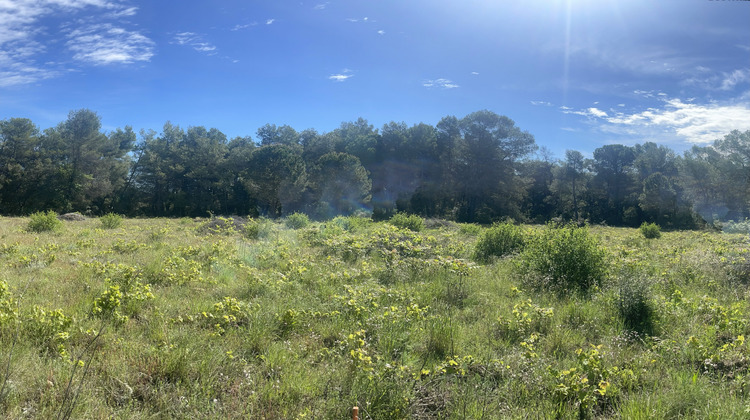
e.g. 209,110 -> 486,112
1,216 -> 749,418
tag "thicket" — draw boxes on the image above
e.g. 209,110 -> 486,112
0,217 -> 749,418
472,222 -> 525,262
1,112 -> 748,227
518,223 -> 608,294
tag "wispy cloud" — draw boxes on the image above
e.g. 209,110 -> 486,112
266,19 -> 275,25
313,2 -> 330,10
720,69 -> 750,91
329,69 -> 353,82
67,24 -> 154,65
0,0 -> 152,86
231,23 -> 257,31
173,32 -> 216,54
530,100 -> 553,106
377,30 -> 385,35
563,96 -> 750,144
423,78 -> 459,89
346,17 -> 371,23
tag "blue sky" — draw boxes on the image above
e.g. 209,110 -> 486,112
1,0 -> 749,158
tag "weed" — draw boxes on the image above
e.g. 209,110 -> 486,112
639,222 -> 661,239
26,211 -> 62,233
285,212 -> 310,230
617,277 -> 655,336
99,213 -> 123,229
388,212 -> 424,232
472,222 -> 525,263
518,223 -> 608,295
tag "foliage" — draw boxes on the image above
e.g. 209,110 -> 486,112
639,222 -> 661,239
388,212 -> 424,232
244,217 -> 273,239
472,222 -> 525,263
284,212 -> 310,229
26,210 -> 62,233
99,213 -> 123,229
617,277 -> 655,335
518,223 -> 608,295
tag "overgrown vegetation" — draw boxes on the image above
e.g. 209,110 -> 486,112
640,222 -> 661,239
25,210 -> 62,233
1,112 -> 748,228
99,213 -> 123,229
0,216 -> 749,418
472,221 -> 525,262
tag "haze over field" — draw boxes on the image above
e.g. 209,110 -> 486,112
1,0 -> 749,156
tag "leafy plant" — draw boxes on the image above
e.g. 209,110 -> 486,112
617,277 -> 654,335
388,212 -> 424,232
99,213 -> 123,229
518,223 -> 608,295
472,222 -> 525,263
285,212 -> 310,229
26,210 -> 62,233
244,217 -> 273,239
639,222 -> 661,239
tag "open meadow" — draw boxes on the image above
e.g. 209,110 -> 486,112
1,214 -> 750,419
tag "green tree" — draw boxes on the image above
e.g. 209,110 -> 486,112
551,150 -> 589,222
453,110 -> 537,222
309,152 -> 371,218
243,144 -> 307,217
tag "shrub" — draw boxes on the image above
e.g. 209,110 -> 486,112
100,213 -> 123,229
26,210 -> 62,233
472,222 -> 525,263
518,223 -> 608,295
388,212 -> 424,232
284,212 -> 310,230
458,223 -> 482,236
244,218 -> 272,239
639,222 -> 661,239
617,277 -> 654,335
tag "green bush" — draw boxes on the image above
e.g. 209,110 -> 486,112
244,218 -> 273,239
518,223 -> 608,295
388,212 -> 424,232
26,210 -> 62,233
617,278 -> 655,335
458,223 -> 482,236
639,222 -> 661,239
284,212 -> 310,230
100,213 -> 123,229
472,222 -> 525,263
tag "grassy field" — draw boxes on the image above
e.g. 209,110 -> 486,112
1,214 -> 749,419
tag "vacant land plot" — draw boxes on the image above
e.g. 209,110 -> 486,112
0,216 -> 749,418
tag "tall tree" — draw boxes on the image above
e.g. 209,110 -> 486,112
453,110 -> 536,222
551,150 -> 589,222
309,152 -> 371,218
243,144 -> 307,217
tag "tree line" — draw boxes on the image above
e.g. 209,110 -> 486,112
1,109 -> 748,227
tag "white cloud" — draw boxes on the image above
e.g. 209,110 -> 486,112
563,96 -> 750,144
266,19 -> 275,25
313,2 -> 330,10
587,107 -> 607,118
329,74 -> 352,82
377,30 -> 385,35
471,71 -> 479,75
423,78 -> 459,89
0,0 -> 152,86
530,100 -> 553,106
329,69 -> 353,82
172,32 -> 216,54
720,69 -> 750,91
67,24 -> 154,65
231,23 -> 256,31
